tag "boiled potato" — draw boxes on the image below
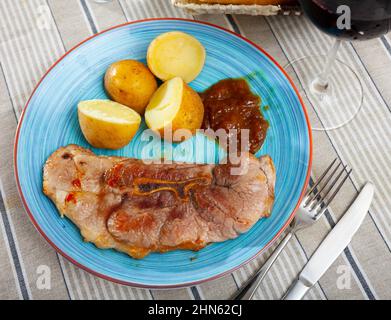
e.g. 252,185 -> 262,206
78,99 -> 141,150
147,31 -> 206,83
104,60 -> 157,114
145,77 -> 204,142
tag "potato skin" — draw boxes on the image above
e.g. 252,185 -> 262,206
104,60 -> 157,115
157,82 -> 204,142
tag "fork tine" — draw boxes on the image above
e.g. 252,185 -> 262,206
320,168 -> 352,211
305,158 -> 338,197
305,161 -> 342,206
309,164 -> 348,210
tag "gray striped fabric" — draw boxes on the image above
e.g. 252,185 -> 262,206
0,0 -> 390,300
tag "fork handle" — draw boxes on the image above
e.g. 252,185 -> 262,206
232,231 -> 293,300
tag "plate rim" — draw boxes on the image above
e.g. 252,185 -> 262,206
13,18 -> 313,289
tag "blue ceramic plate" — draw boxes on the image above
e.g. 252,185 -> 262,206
15,19 -> 312,288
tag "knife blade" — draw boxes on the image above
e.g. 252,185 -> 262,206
283,182 -> 375,300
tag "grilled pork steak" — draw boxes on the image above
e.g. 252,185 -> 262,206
43,145 -> 275,258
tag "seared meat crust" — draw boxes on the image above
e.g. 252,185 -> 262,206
43,145 -> 275,258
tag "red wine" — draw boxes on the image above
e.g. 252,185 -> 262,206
300,0 -> 391,40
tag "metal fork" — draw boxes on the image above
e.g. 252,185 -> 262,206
232,159 -> 352,300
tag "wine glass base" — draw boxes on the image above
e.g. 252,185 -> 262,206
284,55 -> 363,131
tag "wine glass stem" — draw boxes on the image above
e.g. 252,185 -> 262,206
314,39 -> 342,90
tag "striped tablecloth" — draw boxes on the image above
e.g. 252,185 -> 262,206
1,0 -> 391,300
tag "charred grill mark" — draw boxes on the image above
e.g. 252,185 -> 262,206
62,152 -> 72,160
133,177 -> 211,201
121,193 -> 128,202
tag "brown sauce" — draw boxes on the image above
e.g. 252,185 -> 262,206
200,78 -> 269,154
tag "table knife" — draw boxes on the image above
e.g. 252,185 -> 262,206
283,182 -> 374,300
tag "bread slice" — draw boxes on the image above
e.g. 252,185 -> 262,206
172,0 -> 300,16
188,0 -> 294,4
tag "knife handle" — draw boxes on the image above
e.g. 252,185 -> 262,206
283,278 -> 311,300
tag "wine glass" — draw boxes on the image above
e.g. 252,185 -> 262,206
285,0 -> 391,131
